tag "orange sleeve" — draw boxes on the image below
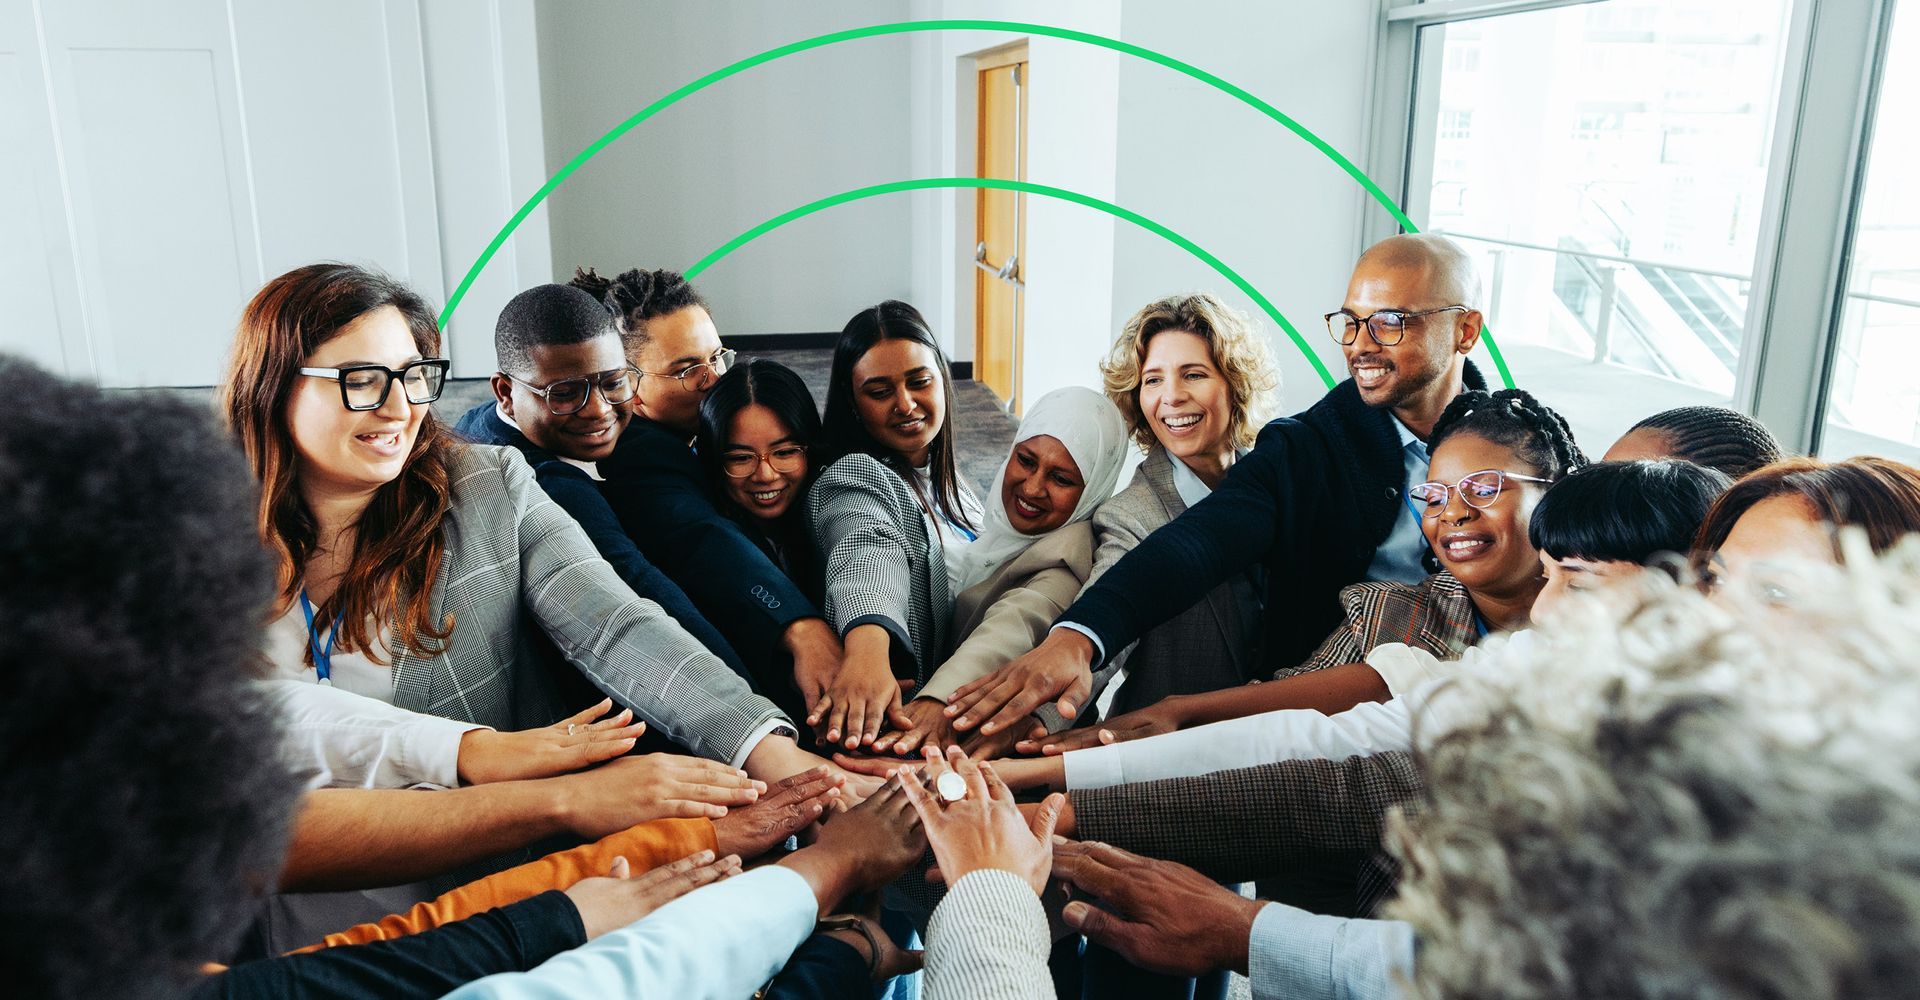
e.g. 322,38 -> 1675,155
292,817 -> 718,953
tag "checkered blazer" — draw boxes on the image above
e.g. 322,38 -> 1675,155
807,452 -> 976,684
1070,751 -> 1422,887
1275,570 -> 1477,679
386,445 -> 786,763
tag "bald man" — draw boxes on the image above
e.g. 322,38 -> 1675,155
946,234 -> 1492,764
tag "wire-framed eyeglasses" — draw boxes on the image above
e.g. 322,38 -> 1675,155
505,367 -> 641,416
639,348 -> 737,391
298,359 -> 449,411
1407,468 -> 1553,517
1325,306 -> 1470,347
720,444 -> 807,479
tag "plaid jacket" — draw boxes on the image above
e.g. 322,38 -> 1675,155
388,445 -> 785,763
1275,570 -> 1477,679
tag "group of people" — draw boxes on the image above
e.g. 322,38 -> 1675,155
7,232 -> 1920,1000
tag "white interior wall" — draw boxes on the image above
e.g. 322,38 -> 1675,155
0,0 -> 549,386
1108,0 -> 1381,416
533,2 -> 915,338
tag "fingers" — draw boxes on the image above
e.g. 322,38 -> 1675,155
807,694 -> 831,730
666,758 -> 765,797
890,726 -> 925,757
1053,841 -> 1142,901
975,682 -> 1048,737
825,697 -> 853,749
883,696 -> 915,741
1055,671 -> 1095,721
942,673 -> 989,716
607,855 -> 631,879
844,697 -> 869,752
830,752 -> 917,779
637,849 -> 716,887
947,746 -> 990,802
1029,727 -> 1112,756
977,760 -> 1016,805
585,706 -> 636,733
1028,792 -> 1066,842
1063,900 -> 1150,960
947,674 -> 1021,731
557,698 -> 616,730
1012,719 -> 1053,755
895,763 -> 943,828
660,799 -> 730,820
869,730 -> 905,755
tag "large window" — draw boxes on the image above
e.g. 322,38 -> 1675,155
1410,0 -> 1794,448
1820,0 -> 1920,464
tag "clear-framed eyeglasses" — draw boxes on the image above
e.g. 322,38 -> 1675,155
298,359 -> 450,411
505,367 -> 640,416
639,348 -> 736,392
1407,468 -> 1553,517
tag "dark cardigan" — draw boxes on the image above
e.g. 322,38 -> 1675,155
1066,361 -> 1489,673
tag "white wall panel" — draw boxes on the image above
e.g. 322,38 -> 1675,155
0,48 -> 74,373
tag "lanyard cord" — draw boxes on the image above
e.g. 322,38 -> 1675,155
298,590 -> 344,685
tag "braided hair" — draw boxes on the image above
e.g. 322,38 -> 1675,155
568,266 -> 709,349
1625,405 -> 1781,479
1429,388 -> 1588,482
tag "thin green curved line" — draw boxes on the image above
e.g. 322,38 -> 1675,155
684,176 -> 1335,388
440,18 -> 1513,388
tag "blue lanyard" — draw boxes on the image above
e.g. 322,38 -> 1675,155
298,590 -> 344,685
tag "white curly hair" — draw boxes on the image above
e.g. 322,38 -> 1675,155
1385,532 -> 1920,999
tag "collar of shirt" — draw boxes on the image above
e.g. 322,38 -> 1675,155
1167,448 -> 1249,509
497,401 -> 603,481
1391,414 -> 1427,461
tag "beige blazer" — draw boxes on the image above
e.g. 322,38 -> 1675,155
916,521 -> 1095,703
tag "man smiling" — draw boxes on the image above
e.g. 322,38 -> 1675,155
454,283 -> 751,686
945,234 -> 1497,746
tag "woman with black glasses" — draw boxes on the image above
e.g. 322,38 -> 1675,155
222,263 -> 850,948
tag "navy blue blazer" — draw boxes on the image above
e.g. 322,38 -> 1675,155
451,402 -> 752,681
1068,362 -> 1491,673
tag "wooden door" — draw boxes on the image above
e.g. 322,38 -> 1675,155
975,46 -> 1027,411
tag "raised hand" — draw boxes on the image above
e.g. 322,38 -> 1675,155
562,850 -> 743,940
896,746 -> 1066,896
1050,840 -> 1265,977
712,766 -> 844,859
457,698 -> 648,784
944,628 -> 1096,738
555,753 -> 765,839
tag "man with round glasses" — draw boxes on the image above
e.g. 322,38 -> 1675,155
454,283 -> 755,691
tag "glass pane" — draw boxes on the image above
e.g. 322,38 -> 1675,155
1820,0 -> 1920,465
1417,0 -> 1793,451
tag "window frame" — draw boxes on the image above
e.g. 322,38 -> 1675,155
1364,0 -> 1902,454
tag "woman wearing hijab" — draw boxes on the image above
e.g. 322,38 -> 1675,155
866,386 -> 1130,756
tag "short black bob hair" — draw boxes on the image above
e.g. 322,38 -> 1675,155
1529,459 -> 1732,564
696,357 -> 825,502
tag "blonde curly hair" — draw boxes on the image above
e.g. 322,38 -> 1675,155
1101,293 -> 1280,453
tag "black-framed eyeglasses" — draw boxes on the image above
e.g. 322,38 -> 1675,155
505,366 -> 640,416
639,348 -> 736,392
720,443 -> 807,479
299,359 -> 449,411
1325,306 -> 1470,346
1407,468 -> 1553,517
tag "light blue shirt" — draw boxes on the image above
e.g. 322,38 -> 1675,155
443,865 -> 817,1000
1250,902 -> 1415,1000
1365,417 -> 1430,586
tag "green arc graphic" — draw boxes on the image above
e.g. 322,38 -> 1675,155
685,176 -> 1335,387
440,18 -> 1514,389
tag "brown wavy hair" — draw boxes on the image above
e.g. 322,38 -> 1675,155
1101,292 -> 1280,453
1694,456 -> 1920,561
219,263 -> 455,664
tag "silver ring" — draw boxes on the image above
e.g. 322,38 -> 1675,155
567,724 -> 578,736
936,771 -> 968,803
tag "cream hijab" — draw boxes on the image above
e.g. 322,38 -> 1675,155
955,386 -> 1129,593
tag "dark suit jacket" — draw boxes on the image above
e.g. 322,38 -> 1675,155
593,415 -> 822,670
452,403 -> 750,681
1069,751 -> 1422,916
1067,363 -> 1488,673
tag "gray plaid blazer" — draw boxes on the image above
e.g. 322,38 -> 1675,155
1090,445 -> 1258,713
807,452 -> 972,684
387,444 -> 785,763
